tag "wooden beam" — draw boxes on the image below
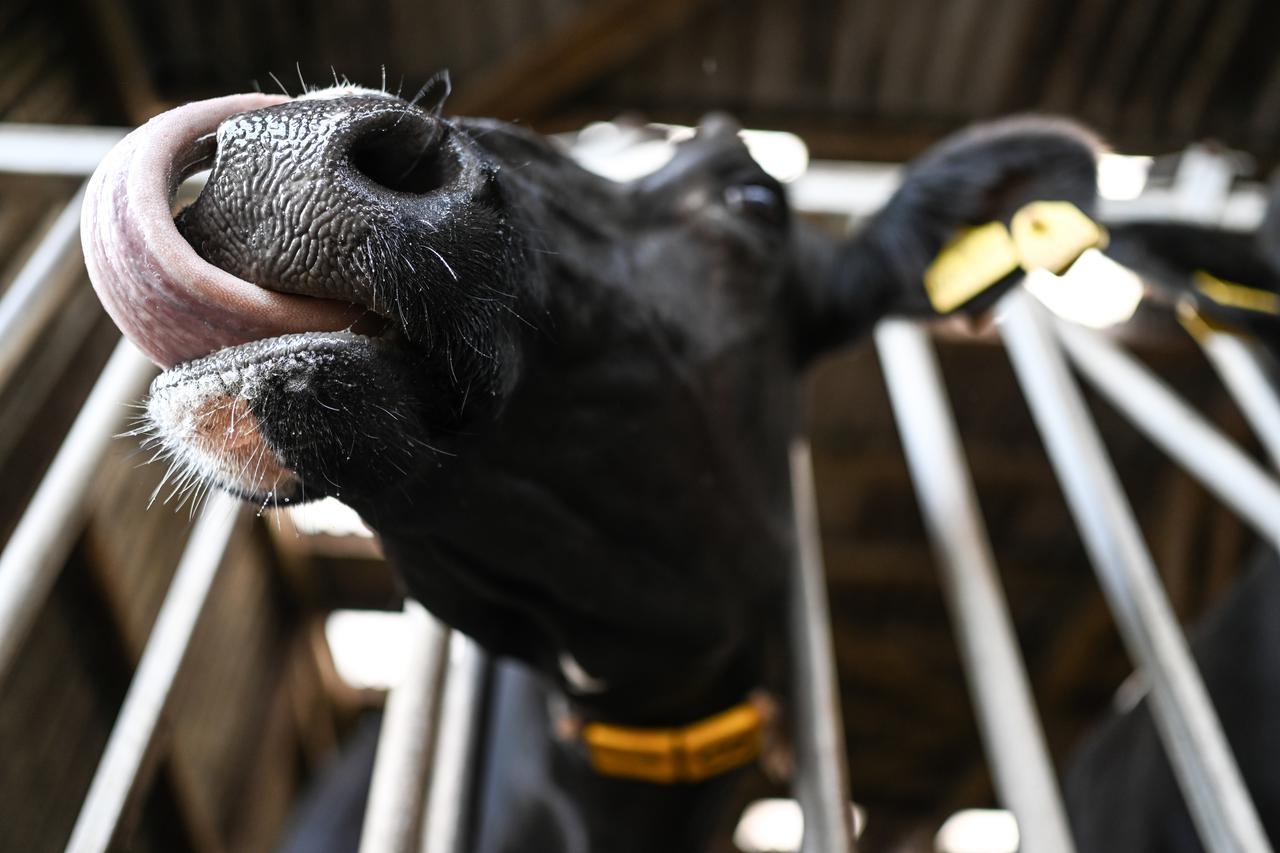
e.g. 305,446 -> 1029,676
79,0 -> 164,124
452,0 -> 713,121
1119,0 -> 1208,139
875,0 -> 932,117
1079,0 -> 1161,128
963,0 -> 1041,116
920,0 -> 985,115
1038,0 -> 1112,115
1035,590 -> 1116,717
828,0 -> 889,114
1249,50 -> 1280,149
1169,0 -> 1255,137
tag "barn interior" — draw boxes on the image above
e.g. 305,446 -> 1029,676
1,0 -> 1278,850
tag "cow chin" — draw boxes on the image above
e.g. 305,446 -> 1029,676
145,330 -> 429,508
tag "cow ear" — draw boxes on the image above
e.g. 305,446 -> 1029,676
1104,215 -> 1280,347
789,116 -> 1102,361
862,116 -> 1102,318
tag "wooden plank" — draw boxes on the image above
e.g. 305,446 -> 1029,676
1118,0 -> 1208,139
700,0 -> 754,106
963,0 -> 1041,115
453,0 -> 713,121
874,0 -> 933,118
920,0 -> 987,115
226,642 -> 311,853
1152,467 -> 1206,619
1079,0 -> 1161,128
1169,0 -> 1256,138
0,288 -> 103,468
0,23 -> 53,118
1249,51 -> 1280,149
828,0 -> 888,114
749,0 -> 803,111
82,0 -> 164,123
1039,0 -> 1113,114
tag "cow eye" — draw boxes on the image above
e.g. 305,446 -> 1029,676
723,183 -> 785,227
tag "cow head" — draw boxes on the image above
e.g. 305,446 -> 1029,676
84,89 -> 1105,723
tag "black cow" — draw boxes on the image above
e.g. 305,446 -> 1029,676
79,86 -> 1279,851
1065,548 -> 1280,852
1063,183 -> 1280,851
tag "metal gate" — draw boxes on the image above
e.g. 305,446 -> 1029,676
0,120 -> 1276,853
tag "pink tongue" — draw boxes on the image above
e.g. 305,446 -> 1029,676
81,93 -> 363,368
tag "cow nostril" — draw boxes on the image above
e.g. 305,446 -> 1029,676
348,115 -> 451,196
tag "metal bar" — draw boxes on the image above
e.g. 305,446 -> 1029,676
791,162 -> 1267,228
997,288 -> 1271,853
360,603 -> 451,853
0,124 -> 126,176
873,319 -> 1077,853
0,338 -> 155,681
65,492 -> 242,853
0,184 -> 89,390
1195,331 -> 1280,470
419,636 -> 489,853
1053,319 -> 1280,552
788,440 -> 857,853
0,122 -> 1270,229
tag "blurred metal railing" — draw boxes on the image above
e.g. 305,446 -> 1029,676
874,319 -> 1078,853
999,290 -> 1271,852
788,441 -> 859,853
0,121 -> 1277,853
66,492 -> 243,853
0,339 -> 155,680
360,603 -> 452,853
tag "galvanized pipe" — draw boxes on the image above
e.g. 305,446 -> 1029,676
0,184 -> 89,389
65,492 -> 242,853
874,318 -> 1077,853
1195,331 -> 1280,470
0,338 -> 155,681
420,636 -> 489,853
1054,319 -> 1280,552
998,289 -> 1271,853
360,603 -> 451,853
0,125 -> 125,176
788,440 -> 857,853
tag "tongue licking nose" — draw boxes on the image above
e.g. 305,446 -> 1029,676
81,94 -> 364,368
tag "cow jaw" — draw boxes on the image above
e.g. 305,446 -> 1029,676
146,338 -> 306,504
144,331 -> 430,508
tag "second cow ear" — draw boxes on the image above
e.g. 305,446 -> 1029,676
1104,214 -> 1280,352
788,116 -> 1102,361
865,115 -> 1103,319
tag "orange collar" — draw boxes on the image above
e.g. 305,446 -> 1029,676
571,694 -> 774,784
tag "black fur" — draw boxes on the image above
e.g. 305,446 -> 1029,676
1065,549 -> 1280,852
151,101 -> 1280,852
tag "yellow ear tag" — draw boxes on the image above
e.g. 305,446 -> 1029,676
922,221 -> 1020,313
1176,300 -> 1222,344
1193,270 -> 1280,316
1011,201 -> 1107,274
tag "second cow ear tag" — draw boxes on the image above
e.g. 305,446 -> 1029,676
923,222 -> 1020,314
1193,270 -> 1280,316
1011,201 -> 1107,274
